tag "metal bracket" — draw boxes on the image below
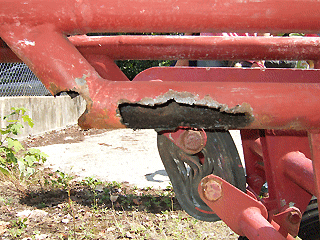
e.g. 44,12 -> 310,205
198,175 -> 295,239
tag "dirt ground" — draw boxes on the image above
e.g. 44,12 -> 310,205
25,126 -> 171,189
0,126 -> 239,240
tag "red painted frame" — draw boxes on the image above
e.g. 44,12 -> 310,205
2,0 -> 320,238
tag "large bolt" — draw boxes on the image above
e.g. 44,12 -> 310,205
181,130 -> 204,153
288,210 -> 302,225
202,179 -> 223,201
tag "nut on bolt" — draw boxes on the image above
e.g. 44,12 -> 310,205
202,179 -> 223,201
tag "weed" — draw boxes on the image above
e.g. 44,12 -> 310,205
0,107 -> 47,192
143,186 -> 153,191
108,181 -> 122,188
48,170 -> 74,190
8,217 -> 27,238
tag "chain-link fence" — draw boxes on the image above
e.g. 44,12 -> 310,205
0,63 -> 51,97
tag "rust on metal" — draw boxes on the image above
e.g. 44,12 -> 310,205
201,178 -> 223,202
272,207 -> 302,237
118,90 -> 253,130
288,210 -> 302,225
180,130 -> 204,153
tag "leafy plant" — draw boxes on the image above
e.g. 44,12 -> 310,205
82,176 -> 103,209
8,217 -> 28,238
49,170 -> 74,190
0,107 -> 47,190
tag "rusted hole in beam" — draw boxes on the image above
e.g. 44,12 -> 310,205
119,100 -> 253,130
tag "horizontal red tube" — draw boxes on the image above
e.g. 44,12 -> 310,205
2,36 -> 320,62
79,80 -> 320,130
72,35 -> 320,61
1,0 -> 320,34
239,207 -> 292,240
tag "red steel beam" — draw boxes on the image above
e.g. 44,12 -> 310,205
78,79 -> 320,130
198,175 -> 293,239
2,36 -> 320,62
1,0 -> 320,34
309,132 -> 320,212
2,28 -> 320,131
71,35 -> 320,61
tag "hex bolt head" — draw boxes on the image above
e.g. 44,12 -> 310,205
202,179 -> 223,201
181,130 -> 204,152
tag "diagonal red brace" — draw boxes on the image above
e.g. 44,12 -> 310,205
198,175 -> 294,239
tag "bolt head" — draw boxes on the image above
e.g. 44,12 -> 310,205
203,179 -> 222,201
181,130 -> 204,152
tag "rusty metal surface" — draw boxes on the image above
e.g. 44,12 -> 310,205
161,127 -> 207,155
119,100 -> 252,130
2,24 -> 320,131
74,79 -> 320,130
272,207 -> 302,237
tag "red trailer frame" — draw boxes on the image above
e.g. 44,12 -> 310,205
1,0 -> 320,239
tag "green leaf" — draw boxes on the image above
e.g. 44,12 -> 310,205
10,123 -> 24,135
0,129 -> 10,135
11,107 -> 27,115
0,166 -> 10,177
22,115 -> 34,128
7,138 -> 24,152
24,155 -> 36,167
26,148 -> 48,163
0,156 -> 6,165
6,151 -> 18,164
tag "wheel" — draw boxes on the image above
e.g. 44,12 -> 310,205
157,129 -> 246,222
298,197 -> 320,240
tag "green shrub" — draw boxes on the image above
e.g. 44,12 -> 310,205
0,107 -> 47,190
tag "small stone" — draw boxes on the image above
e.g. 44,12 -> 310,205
28,210 -> 48,222
61,218 -> 70,224
17,210 -> 32,218
94,184 -> 104,192
106,227 -> 116,232
35,234 -> 48,240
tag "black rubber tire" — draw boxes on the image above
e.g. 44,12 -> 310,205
157,130 -> 246,222
298,197 -> 320,240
